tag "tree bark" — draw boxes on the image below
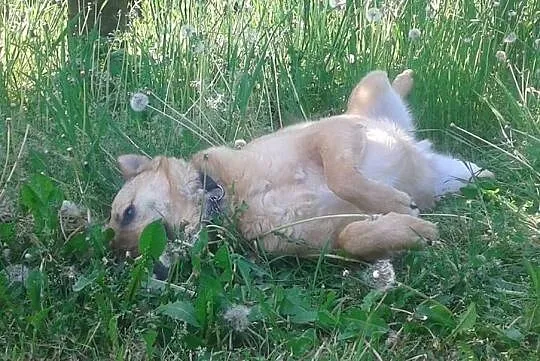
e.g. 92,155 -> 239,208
67,0 -> 131,37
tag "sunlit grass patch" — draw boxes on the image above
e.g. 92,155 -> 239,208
0,0 -> 539,359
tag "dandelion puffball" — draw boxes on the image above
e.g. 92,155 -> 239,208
495,50 -> 507,62
329,0 -> 346,10
130,92 -> 149,112
234,139 -> 247,149
503,32 -> 517,43
408,28 -> 422,41
366,8 -> 382,23
223,304 -> 251,332
180,24 -> 197,39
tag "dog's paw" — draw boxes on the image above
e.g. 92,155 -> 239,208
388,190 -> 420,217
407,218 -> 439,246
392,69 -> 414,98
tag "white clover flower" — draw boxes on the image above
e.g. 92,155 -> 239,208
329,0 -> 346,10
223,304 -> 251,332
503,32 -> 517,43
408,28 -> 422,41
508,10 -> 517,17
366,8 -> 382,23
535,39 -> 540,50
130,92 -> 149,112
180,24 -> 197,39
347,54 -> 355,64
234,139 -> 247,149
495,50 -> 507,62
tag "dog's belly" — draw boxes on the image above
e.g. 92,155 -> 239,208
238,171 -> 361,254
359,121 -> 437,208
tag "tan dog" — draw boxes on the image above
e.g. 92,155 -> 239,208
108,70 -> 493,260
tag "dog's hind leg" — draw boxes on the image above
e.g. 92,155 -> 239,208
336,212 -> 438,260
346,70 -> 415,132
391,69 -> 415,98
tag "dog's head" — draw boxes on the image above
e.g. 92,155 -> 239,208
107,154 -> 203,255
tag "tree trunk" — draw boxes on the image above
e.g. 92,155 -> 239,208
67,0 -> 131,37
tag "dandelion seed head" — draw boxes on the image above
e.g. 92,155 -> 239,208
192,41 -> 205,54
364,259 -> 396,291
463,37 -> 472,43
180,24 -> 197,39
234,139 -> 247,149
366,8 -> 382,23
130,92 -> 149,112
425,1 -> 439,19
503,32 -> 517,43
385,329 -> 400,348
61,200 -> 82,218
495,50 -> 507,62
492,1 -> 500,7
342,269 -> 350,277
190,80 -> 202,92
507,10 -> 516,17
408,28 -> 422,41
329,0 -> 346,10
206,93 -> 224,110
2,264 -> 29,283
223,304 -> 251,332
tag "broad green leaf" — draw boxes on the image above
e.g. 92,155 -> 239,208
214,244 -> 232,282
142,329 -> 157,357
502,327 -> 524,342
290,309 -> 318,324
25,269 -> 45,311
19,174 -> 63,233
157,300 -> 201,328
139,220 -> 167,259
190,228 -> 208,275
416,302 -> 456,330
452,303 -> 477,336
72,272 -> 97,292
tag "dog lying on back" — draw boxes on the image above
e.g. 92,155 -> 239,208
108,70 -> 493,260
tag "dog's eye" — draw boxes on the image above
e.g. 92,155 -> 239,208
121,205 -> 136,226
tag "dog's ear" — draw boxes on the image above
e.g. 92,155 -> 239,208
117,154 -> 151,180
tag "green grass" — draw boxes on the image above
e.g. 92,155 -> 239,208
1,0 -> 539,359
